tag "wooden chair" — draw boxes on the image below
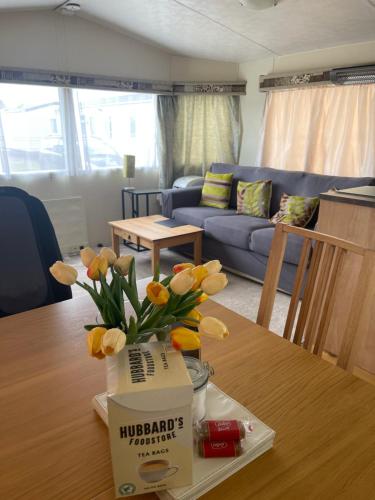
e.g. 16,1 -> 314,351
257,222 -> 375,373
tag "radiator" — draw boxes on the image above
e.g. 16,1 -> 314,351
43,196 -> 89,255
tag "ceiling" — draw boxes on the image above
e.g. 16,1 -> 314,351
1,0 -> 375,63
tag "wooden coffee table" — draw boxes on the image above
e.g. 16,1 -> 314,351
109,215 -> 203,274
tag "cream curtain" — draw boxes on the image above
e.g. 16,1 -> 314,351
157,95 -> 241,188
260,84 -> 375,177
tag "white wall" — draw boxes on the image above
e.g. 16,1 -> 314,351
239,40 -> 375,165
0,11 -> 241,247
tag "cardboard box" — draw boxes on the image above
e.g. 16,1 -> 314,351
107,343 -> 193,497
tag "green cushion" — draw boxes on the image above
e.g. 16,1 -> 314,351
270,193 -> 320,227
200,172 -> 233,209
237,180 -> 272,218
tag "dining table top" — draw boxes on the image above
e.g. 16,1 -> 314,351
1,295 -> 375,500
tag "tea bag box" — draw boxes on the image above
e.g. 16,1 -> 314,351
107,343 -> 193,498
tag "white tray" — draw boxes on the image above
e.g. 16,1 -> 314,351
93,383 -> 275,499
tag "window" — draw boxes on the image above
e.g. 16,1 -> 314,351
0,84 -> 156,176
0,84 -> 66,174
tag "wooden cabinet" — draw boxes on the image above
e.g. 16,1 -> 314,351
317,190 -> 375,374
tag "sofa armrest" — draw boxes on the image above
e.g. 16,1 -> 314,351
161,187 -> 202,218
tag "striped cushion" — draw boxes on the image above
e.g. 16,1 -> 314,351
200,172 -> 233,209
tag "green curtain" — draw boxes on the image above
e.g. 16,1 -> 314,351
157,95 -> 242,188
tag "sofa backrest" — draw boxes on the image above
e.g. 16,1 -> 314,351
211,163 -> 375,217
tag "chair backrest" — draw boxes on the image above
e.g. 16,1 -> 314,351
256,222 -> 375,372
0,186 -> 72,317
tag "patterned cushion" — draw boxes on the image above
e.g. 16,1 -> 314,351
200,172 -> 233,209
237,180 -> 272,218
270,193 -> 320,227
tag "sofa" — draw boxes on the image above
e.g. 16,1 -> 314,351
161,164 -> 374,293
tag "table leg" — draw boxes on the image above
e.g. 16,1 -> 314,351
146,194 -> 149,216
121,190 -> 125,220
136,194 -> 140,218
112,229 -> 120,257
131,192 -> 135,218
194,234 -> 202,266
151,244 -> 160,276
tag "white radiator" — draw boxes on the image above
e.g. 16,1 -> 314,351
43,196 -> 89,255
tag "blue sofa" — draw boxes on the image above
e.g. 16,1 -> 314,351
161,164 -> 374,293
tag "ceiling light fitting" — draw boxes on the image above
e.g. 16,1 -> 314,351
239,0 -> 279,9
56,1 -> 81,16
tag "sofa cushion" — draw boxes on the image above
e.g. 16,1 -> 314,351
210,163 -> 374,225
172,207 -> 236,228
200,171 -> 233,209
250,227 -> 304,266
204,215 -> 273,250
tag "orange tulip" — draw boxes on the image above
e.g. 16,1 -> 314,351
191,265 -> 209,291
182,308 -> 203,327
87,327 -> 106,359
196,292 -> 209,304
101,328 -> 126,356
172,262 -> 194,274
170,327 -> 201,350
146,281 -> 170,306
87,255 -> 108,281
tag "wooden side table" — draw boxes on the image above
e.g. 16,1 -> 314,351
109,215 -> 203,275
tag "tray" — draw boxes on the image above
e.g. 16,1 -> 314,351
92,383 -> 275,500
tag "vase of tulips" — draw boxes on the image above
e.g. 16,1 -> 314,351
49,247 -> 229,362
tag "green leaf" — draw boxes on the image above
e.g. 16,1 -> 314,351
126,315 -> 138,344
84,323 -> 112,331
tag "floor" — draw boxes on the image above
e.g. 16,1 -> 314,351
65,244 -> 375,386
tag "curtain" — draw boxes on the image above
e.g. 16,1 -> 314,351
157,95 -> 242,188
260,84 -> 375,177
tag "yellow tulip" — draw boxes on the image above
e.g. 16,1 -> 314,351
182,308 -> 203,327
201,272 -> 228,295
198,316 -> 229,339
191,265 -> 209,291
114,255 -> 133,276
203,260 -> 222,275
87,326 -> 106,359
196,292 -> 209,304
170,268 -> 195,295
87,255 -> 108,281
49,261 -> 77,285
146,281 -> 170,306
170,327 -> 201,350
101,328 -> 126,356
99,247 -> 117,265
172,262 -> 194,274
80,247 -> 96,268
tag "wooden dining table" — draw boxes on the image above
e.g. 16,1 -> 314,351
1,295 -> 375,500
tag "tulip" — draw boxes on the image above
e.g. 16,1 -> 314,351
87,255 -> 108,281
173,262 -> 194,274
204,260 -> 222,275
182,308 -> 203,327
170,327 -> 201,350
198,316 -> 229,339
80,247 -> 96,268
99,247 -> 117,265
87,326 -> 106,359
49,261 -> 77,286
200,272 -> 228,295
146,281 -> 170,306
170,268 -> 195,295
114,255 -> 133,276
196,292 -> 209,304
101,328 -> 126,356
191,265 -> 209,291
